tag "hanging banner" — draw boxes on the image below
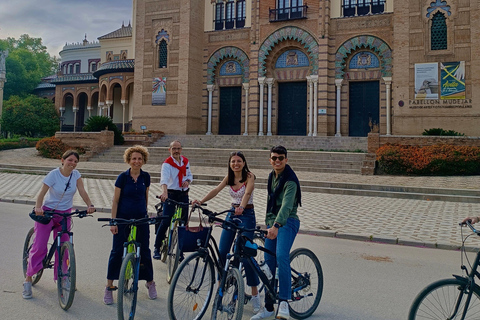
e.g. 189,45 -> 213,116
415,63 -> 438,100
152,77 -> 166,105
440,61 -> 465,99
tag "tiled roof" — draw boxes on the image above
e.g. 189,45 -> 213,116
93,59 -> 135,78
49,74 -> 98,84
34,82 -> 56,90
98,24 -> 132,40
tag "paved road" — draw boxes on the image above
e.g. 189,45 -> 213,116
2,202 -> 477,320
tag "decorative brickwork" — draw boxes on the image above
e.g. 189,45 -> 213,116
207,46 -> 250,84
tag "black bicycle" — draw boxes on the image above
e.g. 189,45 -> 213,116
99,215 -> 168,320
22,209 -> 90,310
409,220 -> 480,320
167,205 -> 323,320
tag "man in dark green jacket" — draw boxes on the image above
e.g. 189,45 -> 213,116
251,145 -> 301,320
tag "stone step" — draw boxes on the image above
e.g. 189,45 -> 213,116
1,164 -> 479,203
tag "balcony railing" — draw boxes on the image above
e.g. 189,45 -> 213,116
343,1 -> 385,17
214,18 -> 246,31
269,5 -> 308,22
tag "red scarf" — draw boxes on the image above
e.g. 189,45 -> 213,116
164,156 -> 189,187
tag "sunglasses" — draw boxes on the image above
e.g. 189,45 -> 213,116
270,156 -> 285,161
230,151 -> 244,156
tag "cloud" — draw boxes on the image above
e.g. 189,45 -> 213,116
0,0 -> 132,57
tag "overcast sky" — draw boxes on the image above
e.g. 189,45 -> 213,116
0,0 -> 132,57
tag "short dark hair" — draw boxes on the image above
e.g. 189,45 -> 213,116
270,145 -> 287,158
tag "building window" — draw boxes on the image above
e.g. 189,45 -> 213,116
236,0 -> 246,28
74,63 -> 80,74
431,12 -> 447,50
342,0 -> 385,17
159,40 -> 167,68
214,0 -> 246,30
270,0 -> 307,22
68,64 -> 73,74
90,62 -> 97,72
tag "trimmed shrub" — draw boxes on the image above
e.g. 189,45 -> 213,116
376,144 -> 480,175
36,137 -> 85,159
422,128 -> 465,136
82,116 -> 124,145
0,138 -> 39,150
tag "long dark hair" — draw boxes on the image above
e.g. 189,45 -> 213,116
227,151 -> 250,186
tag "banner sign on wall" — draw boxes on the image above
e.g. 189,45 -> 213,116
440,61 -> 465,99
415,63 -> 439,100
152,77 -> 166,105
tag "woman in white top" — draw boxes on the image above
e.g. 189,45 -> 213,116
193,151 -> 261,312
22,150 -> 95,299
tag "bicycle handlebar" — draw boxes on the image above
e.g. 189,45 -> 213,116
460,220 -> 480,235
98,215 -> 169,227
43,209 -> 93,219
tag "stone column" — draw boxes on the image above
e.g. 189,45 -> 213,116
105,100 -> 113,117
306,76 -> 313,136
242,83 -> 249,136
87,106 -> 92,118
311,75 -> 319,136
266,78 -> 274,136
383,77 -> 392,135
258,77 -> 266,136
98,102 -> 104,116
0,50 -> 8,133
121,99 -> 127,132
59,107 -> 65,131
72,106 -> 78,132
206,85 -> 214,135
335,79 -> 343,137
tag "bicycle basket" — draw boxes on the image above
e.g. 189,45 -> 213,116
29,209 -> 52,225
177,225 -> 210,253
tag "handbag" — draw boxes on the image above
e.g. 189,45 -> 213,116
177,208 -> 210,253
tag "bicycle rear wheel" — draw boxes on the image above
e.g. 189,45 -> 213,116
408,278 -> 480,320
289,248 -> 323,319
211,267 -> 245,320
168,251 -> 215,320
23,227 -> 44,285
118,253 -> 138,320
167,226 -> 180,284
57,241 -> 76,310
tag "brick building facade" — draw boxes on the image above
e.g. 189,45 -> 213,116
46,0 -> 480,137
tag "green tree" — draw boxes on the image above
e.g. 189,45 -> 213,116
0,34 -> 58,99
1,95 -> 59,137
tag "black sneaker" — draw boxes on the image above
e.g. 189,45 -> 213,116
153,248 -> 161,260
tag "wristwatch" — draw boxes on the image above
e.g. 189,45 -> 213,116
273,222 -> 281,229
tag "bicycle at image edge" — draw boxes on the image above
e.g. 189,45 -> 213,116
409,220 -> 480,320
167,205 -> 323,320
22,209 -> 91,310
155,197 -> 190,283
98,215 -> 168,320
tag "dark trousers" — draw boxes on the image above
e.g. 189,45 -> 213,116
107,223 -> 153,282
154,191 -> 189,250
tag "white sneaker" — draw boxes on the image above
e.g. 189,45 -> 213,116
251,307 -> 275,320
276,301 -> 290,319
22,281 -> 32,299
251,294 -> 261,313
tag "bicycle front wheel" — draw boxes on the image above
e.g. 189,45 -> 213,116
289,248 -> 323,319
57,241 -> 76,310
118,253 -> 138,320
408,278 -> 480,320
211,267 -> 245,320
167,226 -> 180,284
23,227 -> 44,285
168,251 -> 215,320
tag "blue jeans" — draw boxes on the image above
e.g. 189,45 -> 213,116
264,217 -> 300,302
218,209 -> 260,287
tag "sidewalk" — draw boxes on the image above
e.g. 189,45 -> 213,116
1,148 -> 480,250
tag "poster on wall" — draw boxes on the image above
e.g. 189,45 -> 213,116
415,63 -> 439,99
440,61 -> 465,99
152,77 -> 166,105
